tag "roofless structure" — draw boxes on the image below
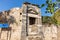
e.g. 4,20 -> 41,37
0,2 -> 42,40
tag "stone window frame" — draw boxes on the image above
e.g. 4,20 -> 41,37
28,17 -> 39,35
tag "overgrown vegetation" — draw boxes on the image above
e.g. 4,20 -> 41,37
41,0 -> 56,14
53,9 -> 60,25
41,0 -> 58,25
42,16 -> 57,25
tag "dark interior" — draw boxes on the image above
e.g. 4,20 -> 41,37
29,17 -> 36,25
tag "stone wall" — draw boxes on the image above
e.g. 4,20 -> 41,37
43,24 -> 57,40
1,2 -> 60,40
0,8 -> 22,40
21,3 -> 42,40
57,25 -> 60,40
0,3 -> 42,40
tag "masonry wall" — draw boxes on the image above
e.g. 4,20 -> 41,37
0,3 -> 42,40
43,24 -> 57,40
0,3 -> 59,40
57,25 -> 60,40
0,8 -> 22,40
21,3 -> 43,40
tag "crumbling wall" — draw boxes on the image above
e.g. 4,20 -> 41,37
43,24 -> 57,40
0,8 -> 22,40
0,25 -> 21,40
57,25 -> 60,40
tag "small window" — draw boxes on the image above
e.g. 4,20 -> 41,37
20,20 -> 21,22
29,17 -> 36,25
20,13 -> 22,15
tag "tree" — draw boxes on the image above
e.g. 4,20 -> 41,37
52,9 -> 60,25
57,0 -> 60,2
41,0 -> 58,25
41,0 -> 56,14
42,16 -> 53,24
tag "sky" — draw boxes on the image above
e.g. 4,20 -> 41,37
0,0 -> 56,16
0,0 -> 57,27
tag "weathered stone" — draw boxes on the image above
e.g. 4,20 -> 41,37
0,2 -> 42,40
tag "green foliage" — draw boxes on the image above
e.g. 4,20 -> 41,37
41,0 -> 58,25
46,0 -> 49,4
52,9 -> 60,25
51,15 -> 57,25
41,4 -> 45,8
42,10 -> 60,25
42,16 -> 58,25
41,0 -> 57,14
57,0 -> 60,2
42,16 -> 52,24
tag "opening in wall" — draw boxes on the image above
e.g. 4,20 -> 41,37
29,17 -> 36,25
20,13 -> 22,15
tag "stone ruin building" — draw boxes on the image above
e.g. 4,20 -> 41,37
0,2 -> 60,40
0,2 -> 42,40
